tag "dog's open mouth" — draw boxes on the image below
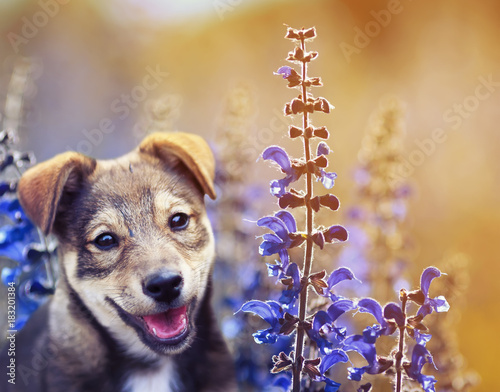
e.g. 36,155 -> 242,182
106,297 -> 193,351
141,306 -> 188,340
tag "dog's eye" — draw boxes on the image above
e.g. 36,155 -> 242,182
93,233 -> 118,250
169,213 -> 190,231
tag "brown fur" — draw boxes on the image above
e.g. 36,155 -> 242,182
2,132 -> 236,392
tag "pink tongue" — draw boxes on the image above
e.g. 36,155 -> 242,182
143,306 -> 187,339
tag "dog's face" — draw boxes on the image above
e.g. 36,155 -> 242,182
17,133 -> 217,359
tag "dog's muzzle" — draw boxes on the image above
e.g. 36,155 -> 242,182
137,271 -> 189,342
106,270 -> 194,352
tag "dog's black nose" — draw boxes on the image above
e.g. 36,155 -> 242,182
143,272 -> 183,303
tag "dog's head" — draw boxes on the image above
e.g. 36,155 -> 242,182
18,132 -> 217,358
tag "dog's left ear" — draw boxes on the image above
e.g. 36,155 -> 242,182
139,132 -> 216,200
18,152 -> 97,235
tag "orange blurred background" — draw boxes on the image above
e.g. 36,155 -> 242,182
1,0 -> 498,390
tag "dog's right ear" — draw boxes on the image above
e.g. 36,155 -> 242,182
139,132 -> 217,200
18,152 -> 96,236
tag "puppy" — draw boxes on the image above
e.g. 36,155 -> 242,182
1,132 -> 237,392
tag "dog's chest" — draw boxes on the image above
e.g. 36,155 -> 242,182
122,359 -> 180,392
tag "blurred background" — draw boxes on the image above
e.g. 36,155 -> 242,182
0,0 -> 498,390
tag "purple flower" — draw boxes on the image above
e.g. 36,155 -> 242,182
405,344 -> 437,392
279,263 -> 302,306
238,300 -> 284,344
317,142 -> 330,156
308,299 -> 354,354
308,311 -> 339,354
357,298 -> 396,336
321,267 -> 359,301
307,299 -> 354,355
313,349 -> 349,392
313,141 -> 338,188
318,170 -> 337,189
274,66 -> 293,78
262,146 -> 304,197
417,267 -> 450,318
267,261 -> 284,279
357,298 -> 385,326
274,66 -> 302,88
257,210 -> 302,269
327,267 -> 358,289
383,302 -> 405,327
344,334 -> 377,380
344,327 -> 394,381
414,329 -> 432,346
323,378 -> 342,392
320,349 -> 349,374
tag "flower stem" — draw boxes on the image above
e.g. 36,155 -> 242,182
292,37 -> 314,392
395,291 -> 408,392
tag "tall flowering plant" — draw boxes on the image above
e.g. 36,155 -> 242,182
239,27 -> 450,392
240,26 -> 353,391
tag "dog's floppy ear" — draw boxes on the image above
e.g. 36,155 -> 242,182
18,152 -> 96,235
139,132 -> 216,200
